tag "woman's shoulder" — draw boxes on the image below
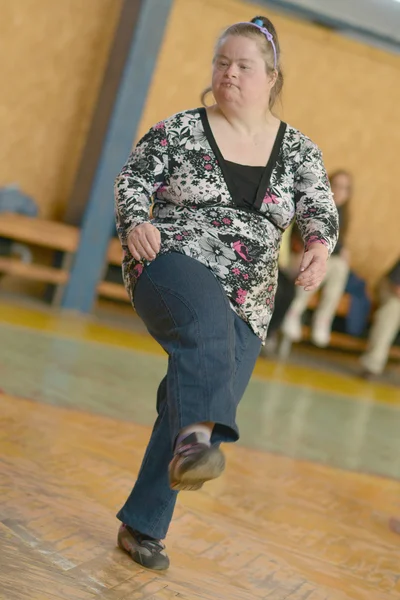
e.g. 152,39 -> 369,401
284,123 -> 322,156
153,108 -> 203,131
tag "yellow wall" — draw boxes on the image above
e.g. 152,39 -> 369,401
140,0 -> 400,285
0,0 -> 122,219
2,0 -> 398,285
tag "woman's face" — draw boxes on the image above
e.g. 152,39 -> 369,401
331,173 -> 352,206
212,35 -> 275,112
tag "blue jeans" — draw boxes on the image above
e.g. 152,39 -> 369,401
345,272 -> 371,336
117,253 -> 261,539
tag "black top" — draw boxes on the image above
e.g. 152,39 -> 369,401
388,260 -> 400,286
200,108 -> 287,214
225,161 -> 264,209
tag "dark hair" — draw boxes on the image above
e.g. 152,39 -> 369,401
329,169 -> 352,194
201,16 -> 283,109
329,170 -> 352,237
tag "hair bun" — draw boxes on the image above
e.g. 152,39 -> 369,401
251,16 -> 268,27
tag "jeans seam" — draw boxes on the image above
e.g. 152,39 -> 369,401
140,272 -> 179,340
142,272 -> 185,431
146,493 -> 177,536
135,401 -> 168,483
154,283 -> 211,423
233,328 -> 251,379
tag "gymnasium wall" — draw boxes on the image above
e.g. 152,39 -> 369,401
0,0 -> 122,219
139,0 -> 400,285
2,0 -> 399,285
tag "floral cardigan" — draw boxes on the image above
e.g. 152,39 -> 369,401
115,108 -> 339,341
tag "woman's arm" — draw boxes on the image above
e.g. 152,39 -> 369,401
114,121 -> 169,247
294,143 -> 339,291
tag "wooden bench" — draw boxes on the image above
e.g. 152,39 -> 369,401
0,213 -> 373,313
0,213 -> 128,303
97,237 -> 129,301
0,214 -> 79,298
0,214 -> 398,362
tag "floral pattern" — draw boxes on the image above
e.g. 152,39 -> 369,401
115,108 -> 339,341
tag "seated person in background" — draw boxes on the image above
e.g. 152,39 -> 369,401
281,170 -> 352,347
360,258 -> 400,378
262,224 -> 303,354
0,184 -> 39,264
344,271 -> 371,337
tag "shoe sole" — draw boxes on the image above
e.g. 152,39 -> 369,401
169,447 -> 225,491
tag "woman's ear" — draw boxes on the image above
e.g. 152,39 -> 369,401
269,69 -> 278,88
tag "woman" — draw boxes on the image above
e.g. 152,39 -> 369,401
114,16 -> 338,570
282,170 -> 351,347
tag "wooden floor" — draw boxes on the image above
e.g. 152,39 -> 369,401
0,300 -> 399,599
1,391 -> 400,600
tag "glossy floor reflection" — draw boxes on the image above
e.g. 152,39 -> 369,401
0,300 -> 400,599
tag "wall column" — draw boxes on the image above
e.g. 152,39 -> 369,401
62,0 -> 173,312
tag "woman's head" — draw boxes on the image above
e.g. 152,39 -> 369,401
203,16 -> 283,112
329,170 -> 352,207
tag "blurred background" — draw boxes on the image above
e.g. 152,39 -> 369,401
0,0 -> 399,381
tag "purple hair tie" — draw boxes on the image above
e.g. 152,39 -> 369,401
236,20 -> 277,69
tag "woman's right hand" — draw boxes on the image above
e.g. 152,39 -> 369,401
127,223 -> 161,261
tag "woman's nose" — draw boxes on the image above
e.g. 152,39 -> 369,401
225,63 -> 238,78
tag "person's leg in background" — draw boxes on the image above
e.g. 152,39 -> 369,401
281,285 -> 315,342
117,253 -> 261,569
268,270 -> 296,336
311,255 -> 350,347
345,271 -> 372,337
360,279 -> 400,376
262,269 -> 296,355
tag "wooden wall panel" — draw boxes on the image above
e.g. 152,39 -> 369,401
0,0 -> 122,219
139,0 -> 400,285
1,0 -> 398,286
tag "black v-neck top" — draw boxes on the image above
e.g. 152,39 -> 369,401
200,108 -> 287,212
225,161 -> 264,209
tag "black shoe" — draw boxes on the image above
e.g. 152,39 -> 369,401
169,432 -> 225,491
117,524 -> 169,571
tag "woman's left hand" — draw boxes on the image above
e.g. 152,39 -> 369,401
295,243 -> 329,292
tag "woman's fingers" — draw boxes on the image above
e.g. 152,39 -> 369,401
147,227 -> 161,255
298,250 -> 313,274
137,237 -> 156,261
297,269 -> 325,289
127,224 -> 161,261
296,248 -> 327,291
127,239 -> 141,261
